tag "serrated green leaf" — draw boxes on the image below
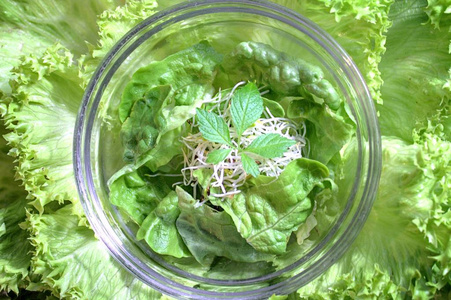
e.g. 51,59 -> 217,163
241,153 -> 260,177
245,133 -> 296,159
206,148 -> 232,164
230,82 -> 264,136
196,108 -> 232,146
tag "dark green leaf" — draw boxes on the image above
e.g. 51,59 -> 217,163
175,187 -> 273,266
206,148 -> 232,164
230,82 -> 264,136
196,108 -> 232,146
245,133 -> 296,159
241,153 -> 260,177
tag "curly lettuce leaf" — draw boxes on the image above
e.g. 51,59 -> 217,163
263,0 -> 392,105
80,0 -> 159,85
377,0 -> 451,142
24,205 -> 161,300
217,158 -> 328,255
298,112 -> 451,298
0,45 -> 84,218
0,0 -> 124,91
0,125 -> 32,294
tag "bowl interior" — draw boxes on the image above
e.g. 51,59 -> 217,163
77,1 -> 379,298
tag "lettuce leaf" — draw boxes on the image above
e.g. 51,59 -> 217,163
0,0 -> 124,91
377,0 -> 451,142
0,125 -> 32,294
217,158 -> 328,255
136,191 -> 190,258
271,0 -> 392,105
24,205 -> 162,300
1,45 -> 85,218
297,136 -> 444,298
175,187 -> 273,266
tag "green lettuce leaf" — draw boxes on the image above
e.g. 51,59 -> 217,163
24,205 -> 162,300
175,187 -> 273,266
218,158 -> 328,254
109,168 -> 172,224
119,41 -> 222,122
0,0 -> 124,91
121,85 -> 171,162
377,0 -> 451,142
261,0 -> 392,105
136,191 -> 190,258
298,123 -> 451,297
1,45 -> 85,218
80,0 -> 159,86
0,125 -> 32,294
287,100 -> 354,164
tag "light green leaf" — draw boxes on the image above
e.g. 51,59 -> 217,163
206,148 -> 232,164
196,108 -> 232,146
230,82 -> 264,136
287,101 -> 354,164
241,153 -> 260,177
377,0 -> 451,142
175,187 -> 273,266
119,41 -> 222,122
121,85 -> 171,162
25,205 -> 161,299
245,133 -> 296,159
0,0 -> 124,91
1,45 -> 85,218
218,158 -> 329,254
0,125 -> 31,294
262,97 -> 285,117
222,42 -> 341,109
136,191 -> 190,258
109,169 -> 173,225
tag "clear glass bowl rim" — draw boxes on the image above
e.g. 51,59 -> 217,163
74,0 -> 382,299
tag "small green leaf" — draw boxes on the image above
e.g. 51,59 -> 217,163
206,148 -> 232,164
245,133 -> 296,159
241,153 -> 260,177
230,82 -> 264,136
196,108 -> 232,146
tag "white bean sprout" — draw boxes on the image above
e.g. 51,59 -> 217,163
181,82 -> 306,199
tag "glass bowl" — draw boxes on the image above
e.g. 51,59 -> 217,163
74,0 -> 382,298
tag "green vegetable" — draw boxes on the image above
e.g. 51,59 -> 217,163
136,191 -> 190,258
0,0 -> 449,299
196,82 -> 298,178
230,82 -> 264,136
245,133 -> 296,159
119,41 -> 222,122
217,158 -> 328,254
206,148 -> 232,164
109,169 -> 172,224
240,152 -> 261,178
196,108 -> 232,146
175,187 -> 273,266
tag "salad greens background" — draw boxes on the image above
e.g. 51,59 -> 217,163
0,0 -> 449,299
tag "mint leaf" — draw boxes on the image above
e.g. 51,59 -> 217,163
230,82 -> 264,137
241,153 -> 260,177
206,148 -> 232,164
245,133 -> 296,158
196,108 -> 232,146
